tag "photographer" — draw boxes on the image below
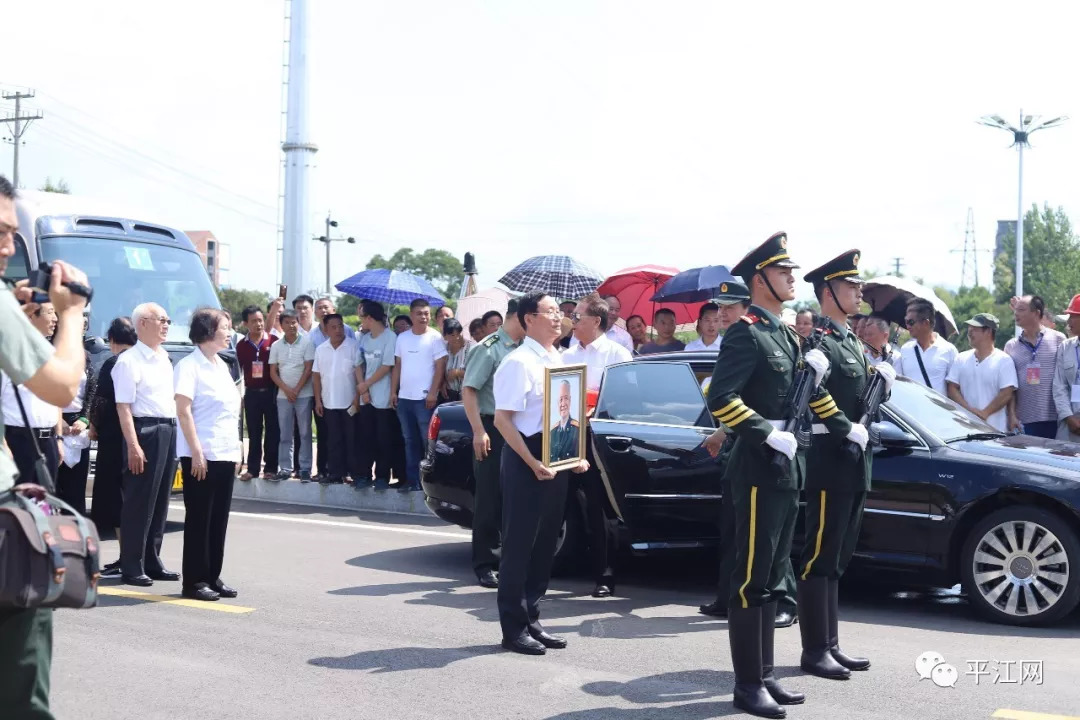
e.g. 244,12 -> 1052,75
0,175 -> 91,720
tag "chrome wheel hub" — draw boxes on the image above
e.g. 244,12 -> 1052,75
972,520 -> 1069,617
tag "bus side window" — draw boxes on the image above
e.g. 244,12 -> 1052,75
4,233 -> 31,284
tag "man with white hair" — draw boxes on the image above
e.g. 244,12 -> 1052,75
112,302 -> 181,586
860,315 -> 896,366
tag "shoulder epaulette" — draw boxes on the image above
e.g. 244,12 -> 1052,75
481,335 -> 499,348
739,313 -> 759,325
570,419 -> 580,427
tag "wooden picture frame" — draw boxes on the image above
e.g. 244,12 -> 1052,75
542,364 -> 588,471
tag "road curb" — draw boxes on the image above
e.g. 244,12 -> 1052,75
232,477 -> 432,517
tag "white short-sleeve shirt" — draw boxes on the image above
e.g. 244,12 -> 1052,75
394,328 -> 449,400
313,336 -> 360,410
268,333 -> 316,399
494,336 -> 563,435
0,373 -> 60,428
174,349 -> 242,462
684,336 -> 722,352
894,335 -> 958,396
562,333 -> 632,391
945,348 -> 1018,432
111,341 -> 177,418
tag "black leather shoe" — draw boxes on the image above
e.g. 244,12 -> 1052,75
798,578 -> 850,680
729,605 -> 786,719
592,583 -> 613,598
501,635 -> 546,656
182,585 -> 221,602
828,578 -> 869,671
212,580 -> 238,598
477,570 -> 499,589
149,570 -> 181,581
762,602 -> 805,706
774,609 -> 797,628
528,627 -> 567,649
122,574 -> 153,587
699,599 -> 728,618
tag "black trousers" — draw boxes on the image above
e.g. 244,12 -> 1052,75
120,419 -> 177,578
497,433 -> 568,641
356,405 -> 398,482
323,409 -> 359,479
56,447 -> 90,516
471,415 -> 504,575
799,490 -> 866,580
90,434 -> 124,532
180,458 -> 235,590
7,427 -> 59,492
244,389 -> 279,475
581,437 -> 616,584
313,412 -> 328,476
727,482 -> 799,609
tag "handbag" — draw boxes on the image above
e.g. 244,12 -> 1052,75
0,382 -> 101,609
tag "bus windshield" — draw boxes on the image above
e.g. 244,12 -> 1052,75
39,235 -> 221,344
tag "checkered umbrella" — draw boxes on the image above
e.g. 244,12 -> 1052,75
497,255 -> 605,299
335,269 -> 445,307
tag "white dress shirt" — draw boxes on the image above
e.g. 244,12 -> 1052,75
945,348 -> 1018,432
111,341 -> 177,418
0,373 -> 60,428
562,332 -> 633,391
313,336 -> 360,410
494,336 -> 563,435
174,349 -> 243,462
684,336 -> 722,352
893,335 -> 958,395
569,324 -> 635,353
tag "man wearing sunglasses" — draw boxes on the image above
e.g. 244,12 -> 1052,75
893,298 -> 957,395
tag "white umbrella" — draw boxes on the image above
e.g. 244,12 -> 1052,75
457,287 -> 517,328
861,275 -> 958,338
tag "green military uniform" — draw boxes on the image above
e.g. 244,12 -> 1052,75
798,249 -> 878,678
549,418 -> 580,463
0,282 -> 61,720
462,323 -> 520,579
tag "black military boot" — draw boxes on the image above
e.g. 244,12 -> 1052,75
797,577 -> 851,680
728,605 -> 786,719
762,601 -> 805,705
828,578 -> 870,671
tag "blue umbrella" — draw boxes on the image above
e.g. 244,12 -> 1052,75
335,268 -> 446,307
650,265 -> 737,303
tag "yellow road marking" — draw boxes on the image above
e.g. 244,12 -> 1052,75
98,587 -> 254,614
993,710 -> 1080,720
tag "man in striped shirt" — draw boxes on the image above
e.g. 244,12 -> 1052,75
1005,295 -> 1066,438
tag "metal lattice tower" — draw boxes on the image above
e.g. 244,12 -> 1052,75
951,208 -> 993,288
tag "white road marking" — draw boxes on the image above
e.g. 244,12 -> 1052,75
168,503 -> 470,540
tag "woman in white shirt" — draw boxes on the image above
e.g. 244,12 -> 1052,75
174,308 -> 242,602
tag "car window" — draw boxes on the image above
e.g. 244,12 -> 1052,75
3,232 -> 31,283
596,361 -> 713,428
888,376 -> 1000,441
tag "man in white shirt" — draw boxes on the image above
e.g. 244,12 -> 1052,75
270,309 -> 316,480
685,303 -> 722,352
392,299 -> 448,492
599,295 -> 635,353
112,302 -> 180,586
312,314 -> 360,483
1052,294 -> 1080,442
308,297 -> 357,348
562,293 -> 631,599
893,297 -> 958,395
945,313 -> 1017,432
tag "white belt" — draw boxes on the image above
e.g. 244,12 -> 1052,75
811,424 -> 830,435
766,419 -> 785,430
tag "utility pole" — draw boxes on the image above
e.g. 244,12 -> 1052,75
950,208 -> 993,288
892,257 -> 904,276
315,211 -> 354,295
0,90 -> 44,188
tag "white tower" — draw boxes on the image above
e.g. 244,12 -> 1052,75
281,0 -> 317,297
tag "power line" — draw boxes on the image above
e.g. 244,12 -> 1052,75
0,90 -> 44,187
892,257 -> 904,276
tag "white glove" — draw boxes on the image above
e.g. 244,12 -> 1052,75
765,429 -> 797,460
804,348 -> 829,387
874,362 -> 896,392
846,423 -> 869,451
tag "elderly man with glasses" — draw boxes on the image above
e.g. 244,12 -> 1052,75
112,302 -> 181,587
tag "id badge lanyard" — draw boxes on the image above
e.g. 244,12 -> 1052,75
247,336 -> 267,379
1023,333 -> 1043,385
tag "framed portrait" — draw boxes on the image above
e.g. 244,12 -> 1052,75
542,364 -> 588,471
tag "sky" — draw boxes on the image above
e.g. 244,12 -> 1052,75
3,0 -> 1079,301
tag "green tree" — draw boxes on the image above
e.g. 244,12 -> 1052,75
365,248 -> 462,307
993,203 -> 1080,317
39,177 -> 71,194
936,285 -> 1012,351
218,288 -> 272,326
335,293 -> 361,318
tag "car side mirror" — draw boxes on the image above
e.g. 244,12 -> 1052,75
871,420 -> 920,448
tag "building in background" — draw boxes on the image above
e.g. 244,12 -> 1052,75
186,230 -> 231,288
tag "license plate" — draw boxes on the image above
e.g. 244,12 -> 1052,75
172,467 -> 183,491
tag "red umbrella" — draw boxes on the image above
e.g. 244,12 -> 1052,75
595,264 -> 702,326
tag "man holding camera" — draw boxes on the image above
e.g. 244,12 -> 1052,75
0,175 -> 92,719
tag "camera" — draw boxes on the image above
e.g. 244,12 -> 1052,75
28,262 -> 94,305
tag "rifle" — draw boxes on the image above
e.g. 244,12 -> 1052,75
771,321 -> 825,475
843,353 -> 889,461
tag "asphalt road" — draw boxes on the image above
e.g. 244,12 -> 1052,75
52,499 -> 1080,720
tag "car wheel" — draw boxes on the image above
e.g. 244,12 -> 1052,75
960,506 -> 1080,626
552,498 -> 586,576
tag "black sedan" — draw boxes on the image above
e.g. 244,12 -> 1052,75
420,351 -> 1080,626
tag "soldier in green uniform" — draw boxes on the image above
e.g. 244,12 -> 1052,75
548,380 -> 580,463
461,300 -> 524,589
0,175 -> 93,720
706,231 -> 832,719
798,250 -> 896,679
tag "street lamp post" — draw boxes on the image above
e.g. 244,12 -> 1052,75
978,111 -> 1068,299
316,211 -> 355,295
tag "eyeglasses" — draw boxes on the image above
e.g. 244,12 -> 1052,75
144,315 -> 171,325
904,318 -> 922,327
529,309 -> 564,320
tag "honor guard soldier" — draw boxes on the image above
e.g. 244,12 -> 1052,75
492,292 -> 589,656
461,299 -> 524,589
706,232 -> 830,718
798,250 -> 895,679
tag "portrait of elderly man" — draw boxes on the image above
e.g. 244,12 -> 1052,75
549,378 -> 580,464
